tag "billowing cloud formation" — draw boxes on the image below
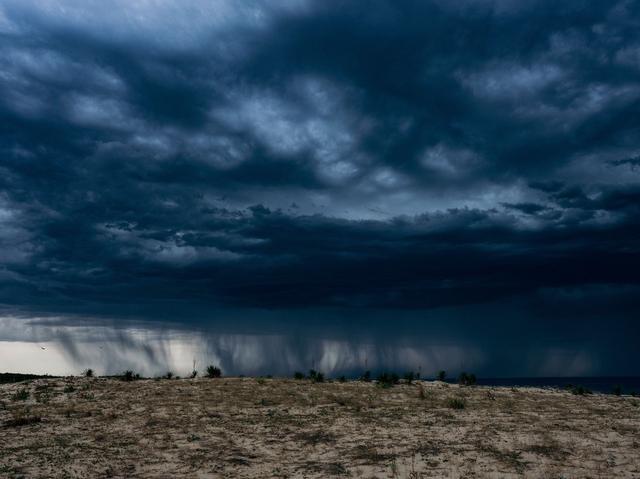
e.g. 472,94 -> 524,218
1,1 -> 639,375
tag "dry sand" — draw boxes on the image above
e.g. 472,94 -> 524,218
1,377 -> 639,478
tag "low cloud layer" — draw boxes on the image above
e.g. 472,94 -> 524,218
1,1 -> 639,375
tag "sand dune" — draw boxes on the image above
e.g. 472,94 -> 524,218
1,377 -> 639,478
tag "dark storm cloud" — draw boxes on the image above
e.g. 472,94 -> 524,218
1,0 -> 639,340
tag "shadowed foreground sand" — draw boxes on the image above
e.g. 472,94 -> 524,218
1,377 -> 639,478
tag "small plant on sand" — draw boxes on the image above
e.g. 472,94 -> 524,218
458,372 -> 476,386
205,365 -> 222,378
338,375 -> 347,382
361,370 -> 371,382
121,370 -> 137,381
293,371 -> 305,380
308,369 -> 324,383
404,371 -> 418,384
83,368 -> 94,378
165,371 -> 174,379
436,370 -> 446,381
63,384 -> 75,393
567,385 -> 592,395
376,372 -> 399,388
190,370 -> 197,378
446,397 -> 466,410
12,389 -> 29,401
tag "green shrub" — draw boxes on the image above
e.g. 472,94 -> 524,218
308,369 -> 324,383
12,389 -> 29,401
63,384 -> 75,393
567,385 -> 592,395
205,365 -> 222,378
165,371 -> 174,379
436,370 -> 446,381
83,369 -> 94,378
121,370 -> 137,381
293,371 -> 305,380
446,397 -> 466,409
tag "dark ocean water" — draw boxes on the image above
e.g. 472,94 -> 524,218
474,377 -> 640,395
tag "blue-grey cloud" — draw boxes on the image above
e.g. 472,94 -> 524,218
1,0 -> 639,375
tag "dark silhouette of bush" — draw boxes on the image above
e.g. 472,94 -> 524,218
165,371 -> 174,379
338,375 -> 347,383
567,384 -> 592,395
436,370 -> 446,381
83,369 -> 93,378
361,370 -> 371,382
458,372 -> 476,386
205,365 -> 222,378
308,369 -> 324,383
376,372 -> 400,388
293,371 -> 305,380
121,370 -> 138,381
403,371 -> 418,384
63,384 -> 75,393
190,370 -> 197,378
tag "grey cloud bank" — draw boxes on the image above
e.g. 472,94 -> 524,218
1,0 -> 639,376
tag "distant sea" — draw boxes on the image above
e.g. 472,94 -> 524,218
473,377 -> 640,395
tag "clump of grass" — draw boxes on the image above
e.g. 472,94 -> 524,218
165,371 -> 174,379
446,397 -> 466,410
360,370 -> 371,382
82,369 -> 94,378
205,365 -> 222,378
293,371 -> 305,380
458,372 -> 477,386
308,369 -> 324,383
436,370 -> 446,381
63,384 -> 75,393
12,389 -> 29,401
418,384 -> 434,401
337,375 -> 347,383
190,370 -> 197,378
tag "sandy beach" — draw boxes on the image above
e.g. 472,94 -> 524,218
1,377 -> 639,478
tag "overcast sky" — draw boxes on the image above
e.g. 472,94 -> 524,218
1,1 -> 639,376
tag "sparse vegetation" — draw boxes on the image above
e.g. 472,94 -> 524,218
190,370 -> 198,378
205,365 -> 222,378
165,371 -> 174,379
613,385 -> 622,396
12,389 -> 29,401
446,397 -> 466,409
436,370 -> 446,381
376,372 -> 400,388
83,369 -> 94,378
293,371 -> 305,380
361,370 -> 371,382
63,384 -> 75,393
